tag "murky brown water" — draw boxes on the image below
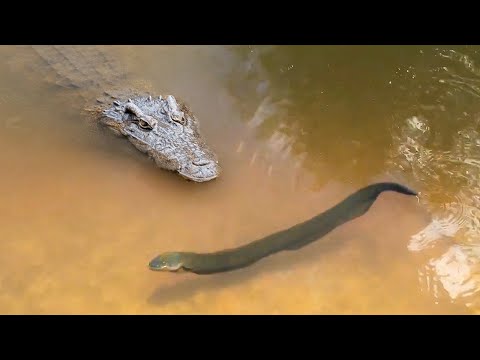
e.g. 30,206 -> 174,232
0,45 -> 479,314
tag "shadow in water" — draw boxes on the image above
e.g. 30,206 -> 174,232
147,230 -> 355,307
224,45 -> 480,189
147,183 -> 422,307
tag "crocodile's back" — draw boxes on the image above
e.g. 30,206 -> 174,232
1,45 -> 222,182
31,45 -> 129,90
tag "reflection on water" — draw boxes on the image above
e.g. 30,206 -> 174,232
227,45 -> 480,312
390,104 -> 480,308
0,45 -> 478,314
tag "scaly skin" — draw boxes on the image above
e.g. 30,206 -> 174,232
30,45 -> 220,182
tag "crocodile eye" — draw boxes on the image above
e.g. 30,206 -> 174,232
138,120 -> 153,131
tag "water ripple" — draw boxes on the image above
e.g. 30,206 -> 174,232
387,47 -> 480,307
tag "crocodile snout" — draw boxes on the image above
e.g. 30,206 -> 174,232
179,158 -> 220,182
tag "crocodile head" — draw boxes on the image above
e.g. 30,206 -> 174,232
100,94 -> 220,182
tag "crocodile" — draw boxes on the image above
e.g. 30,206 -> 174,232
24,45 -> 221,182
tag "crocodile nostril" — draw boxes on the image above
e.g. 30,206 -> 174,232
192,159 -> 212,167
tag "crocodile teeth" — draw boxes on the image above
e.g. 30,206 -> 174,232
148,95 -> 152,101
113,100 -> 121,106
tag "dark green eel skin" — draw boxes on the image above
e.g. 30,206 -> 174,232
149,182 -> 417,275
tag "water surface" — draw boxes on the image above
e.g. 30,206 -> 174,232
0,45 -> 477,314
